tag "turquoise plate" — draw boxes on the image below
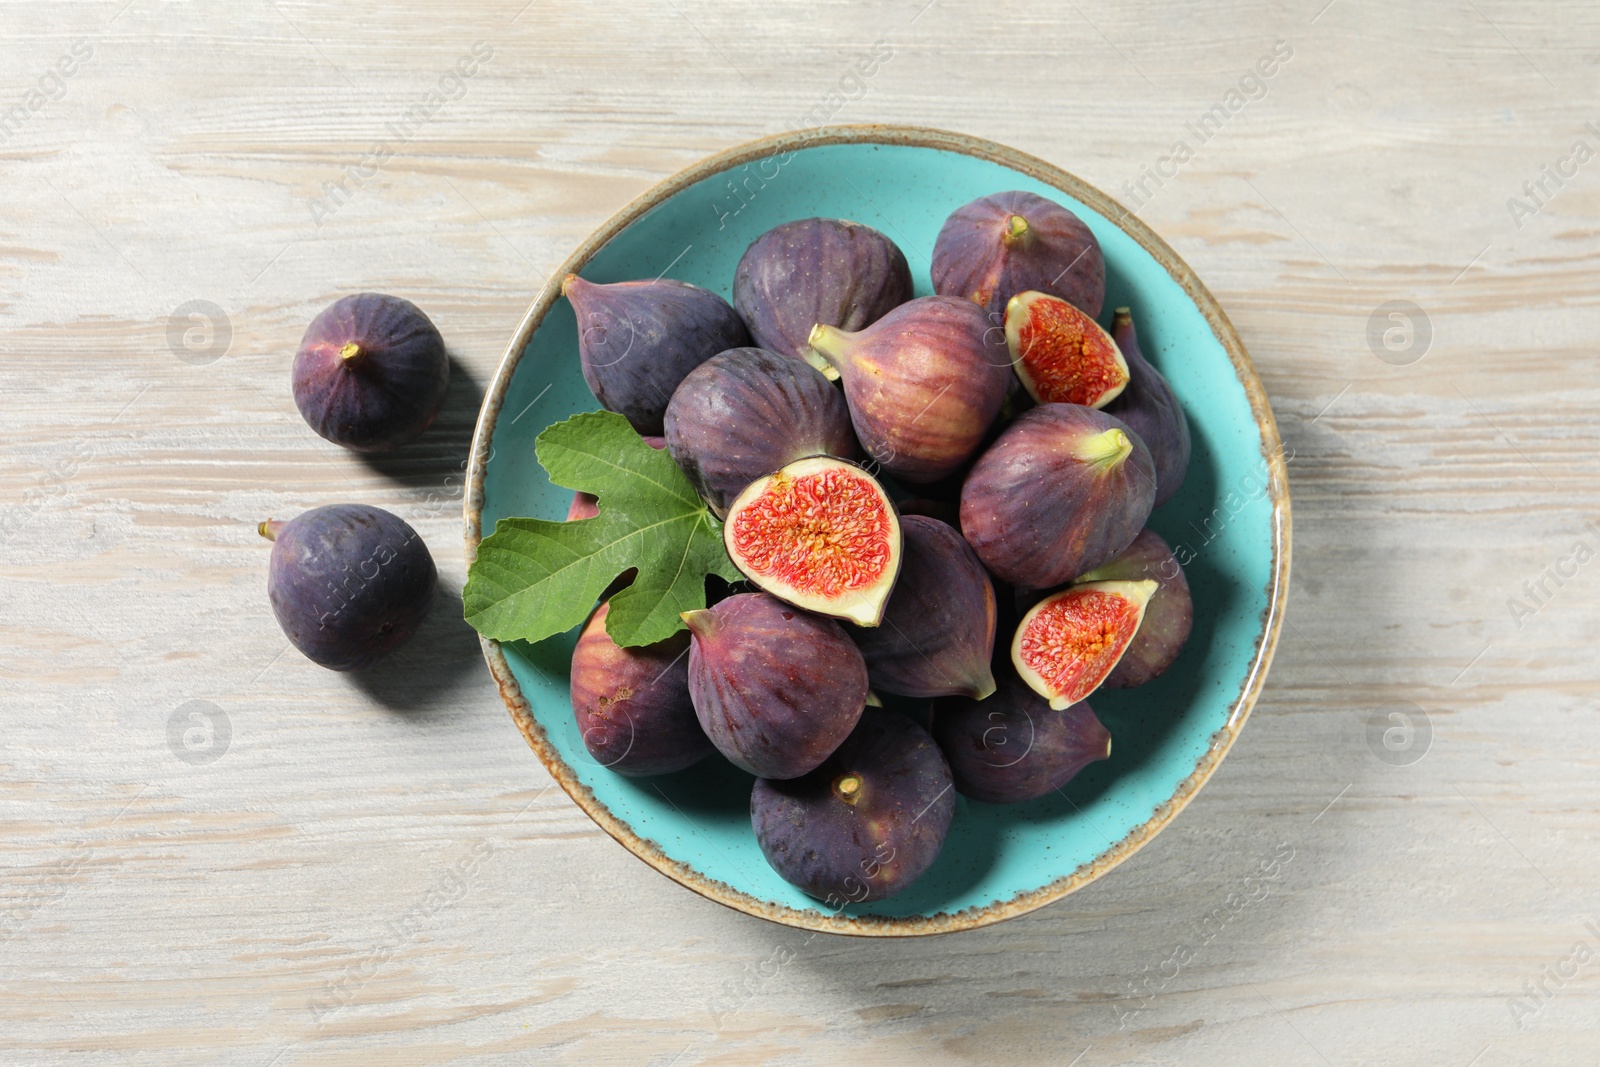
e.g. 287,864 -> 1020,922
466,126 -> 1290,936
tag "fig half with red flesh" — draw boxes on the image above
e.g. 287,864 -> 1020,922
1011,579 -> 1157,708
1005,291 -> 1128,408
1076,528 -> 1193,688
723,456 -> 901,627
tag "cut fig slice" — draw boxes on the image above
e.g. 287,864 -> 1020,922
723,455 -> 901,627
1011,579 -> 1157,708
1004,290 -> 1129,408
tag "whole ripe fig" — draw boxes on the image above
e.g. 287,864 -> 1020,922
1012,579 -> 1156,708
1004,290 -> 1128,408
807,295 -> 1012,484
850,515 -> 997,700
681,592 -> 867,779
732,218 -> 912,362
260,504 -> 435,671
930,671 -> 1110,803
960,403 -> 1156,588
664,349 -> 858,517
723,456 -> 900,627
931,190 -> 1105,320
562,274 -> 750,436
292,293 -> 449,453
751,708 -> 954,903
1104,307 -> 1192,508
1077,528 -> 1193,688
567,435 -> 664,521
569,600 -> 712,776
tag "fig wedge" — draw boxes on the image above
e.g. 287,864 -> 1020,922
1011,579 -> 1157,708
1076,528 -> 1193,688
1004,290 -> 1128,408
723,456 -> 900,627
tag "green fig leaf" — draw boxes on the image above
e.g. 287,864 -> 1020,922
463,410 -> 743,648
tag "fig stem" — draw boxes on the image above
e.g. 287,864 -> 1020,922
1002,214 -> 1033,249
258,519 -> 284,542
679,608 -> 716,636
803,324 -> 846,382
339,342 -> 362,364
1077,428 -> 1133,471
834,773 -> 863,804
1113,307 -> 1133,329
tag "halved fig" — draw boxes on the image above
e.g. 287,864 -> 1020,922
1004,290 -> 1128,408
1011,579 -> 1157,708
723,456 -> 901,627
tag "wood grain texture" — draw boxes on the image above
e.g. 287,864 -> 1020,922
3,0 -> 1599,1063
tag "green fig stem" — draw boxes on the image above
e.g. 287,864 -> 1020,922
1002,214 -> 1033,249
339,342 -> 362,364
1113,306 -> 1132,329
803,323 -> 847,382
258,519 -> 284,542
679,608 -> 716,636
1077,428 -> 1134,471
834,773 -> 863,805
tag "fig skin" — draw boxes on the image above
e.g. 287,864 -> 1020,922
722,456 -> 901,628
931,190 -> 1105,320
849,515 -> 997,700
1076,528 -> 1193,688
751,708 -> 955,903
733,218 -> 912,362
292,293 -> 449,453
960,403 -> 1156,588
681,593 -> 867,780
930,672 -> 1111,803
569,601 -> 713,776
260,504 -> 435,671
664,348 -> 858,517
562,274 -> 750,436
807,295 -> 1012,484
1104,307 -> 1191,508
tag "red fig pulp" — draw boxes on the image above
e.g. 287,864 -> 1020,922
1076,528 -> 1193,688
1011,579 -> 1156,708
723,456 -> 900,627
931,190 -> 1106,320
807,295 -> 1011,484
960,404 -> 1156,588
849,515 -> 996,700
1104,307 -> 1191,508
1005,290 -> 1128,408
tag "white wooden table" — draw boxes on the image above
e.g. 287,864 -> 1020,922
4,2 -> 1598,1063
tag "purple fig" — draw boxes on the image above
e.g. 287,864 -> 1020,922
259,504 -> 435,671
930,672 -> 1110,803
849,515 -> 997,700
751,708 -> 954,903
1104,307 -> 1191,507
733,218 -> 912,361
806,296 -> 1012,484
931,190 -> 1105,320
1076,528 -> 1193,688
292,293 -> 449,453
681,592 -> 867,779
570,601 -> 713,776
664,348 -> 858,516
562,274 -> 750,435
960,404 -> 1155,588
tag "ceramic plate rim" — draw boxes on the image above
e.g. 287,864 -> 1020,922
463,124 -> 1292,938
